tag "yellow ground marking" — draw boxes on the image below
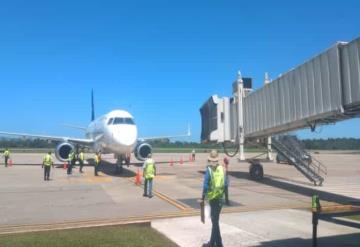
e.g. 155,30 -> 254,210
127,177 -> 192,211
151,175 -> 175,180
153,191 -> 193,211
57,171 -> 112,184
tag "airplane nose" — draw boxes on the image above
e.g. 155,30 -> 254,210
113,127 -> 137,146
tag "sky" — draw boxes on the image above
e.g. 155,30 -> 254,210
0,0 -> 359,141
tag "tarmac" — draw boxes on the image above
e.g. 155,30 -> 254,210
0,151 -> 359,246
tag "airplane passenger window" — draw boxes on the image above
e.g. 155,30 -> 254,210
107,118 -> 113,125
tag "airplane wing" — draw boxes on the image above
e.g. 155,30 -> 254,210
0,131 -> 94,146
139,125 -> 191,141
61,123 -> 88,131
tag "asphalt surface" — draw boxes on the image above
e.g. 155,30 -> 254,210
0,151 -> 359,245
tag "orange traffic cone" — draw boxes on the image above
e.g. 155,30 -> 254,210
180,156 -> 183,165
63,162 -> 67,169
170,158 -> 174,166
9,159 -> 13,167
135,168 -> 141,185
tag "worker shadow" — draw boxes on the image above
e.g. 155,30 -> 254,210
227,170 -> 360,206
319,213 -> 360,229
252,232 -> 360,246
87,159 -> 136,178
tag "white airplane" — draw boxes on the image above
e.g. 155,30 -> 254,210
0,91 -> 190,172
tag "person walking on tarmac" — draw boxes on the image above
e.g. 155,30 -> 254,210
67,151 -> 75,175
3,148 -> 10,167
142,153 -> 156,198
223,156 -> 230,206
94,152 -> 101,176
192,149 -> 196,161
201,149 -> 227,247
42,151 -> 54,181
79,150 -> 85,173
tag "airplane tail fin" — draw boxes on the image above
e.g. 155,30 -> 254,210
91,89 -> 95,121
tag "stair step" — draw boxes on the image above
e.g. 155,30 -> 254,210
272,136 -> 326,186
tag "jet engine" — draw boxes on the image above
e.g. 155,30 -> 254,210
55,142 -> 74,162
134,142 -> 152,161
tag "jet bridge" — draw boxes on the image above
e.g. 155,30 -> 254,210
200,37 -> 360,185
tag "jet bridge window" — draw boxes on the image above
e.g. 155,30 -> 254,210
113,117 -> 135,125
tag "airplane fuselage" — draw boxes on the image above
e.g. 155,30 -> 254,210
86,110 -> 138,155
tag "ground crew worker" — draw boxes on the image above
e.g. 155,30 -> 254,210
42,152 -> 54,181
94,152 -> 101,176
201,149 -> 227,247
223,157 -> 230,206
67,151 -> 75,175
192,149 -> 196,161
142,153 -> 156,198
3,148 -> 10,167
79,150 -> 85,173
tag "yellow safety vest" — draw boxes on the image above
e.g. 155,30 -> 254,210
68,152 -> 74,161
207,165 -> 225,200
94,154 -> 100,165
144,159 -> 155,179
43,154 -> 52,166
79,152 -> 84,161
4,150 -> 10,157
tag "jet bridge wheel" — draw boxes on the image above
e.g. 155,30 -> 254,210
249,162 -> 264,181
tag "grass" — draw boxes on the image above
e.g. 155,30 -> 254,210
345,214 -> 360,222
0,225 -> 178,247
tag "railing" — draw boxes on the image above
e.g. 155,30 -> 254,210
310,156 -> 327,178
272,136 -> 326,186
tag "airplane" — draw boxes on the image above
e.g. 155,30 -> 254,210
0,90 -> 191,173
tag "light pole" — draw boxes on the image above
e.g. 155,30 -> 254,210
264,72 -> 273,161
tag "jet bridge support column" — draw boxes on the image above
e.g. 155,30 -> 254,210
264,72 -> 273,161
234,71 -> 245,161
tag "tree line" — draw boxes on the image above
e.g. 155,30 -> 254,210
0,137 -> 360,150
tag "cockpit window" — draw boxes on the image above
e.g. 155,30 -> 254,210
125,118 -> 135,125
107,118 -> 114,125
113,117 -> 135,125
113,118 -> 124,124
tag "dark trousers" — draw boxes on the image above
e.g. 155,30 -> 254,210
94,164 -> 99,176
143,178 -> 153,196
67,161 -> 74,174
209,199 -> 223,247
4,157 -> 8,167
44,166 -> 51,180
224,187 -> 229,205
79,160 -> 84,172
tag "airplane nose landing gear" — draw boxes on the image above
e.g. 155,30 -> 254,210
115,154 -> 131,174
115,155 -> 125,174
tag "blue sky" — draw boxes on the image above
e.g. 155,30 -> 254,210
0,0 -> 359,141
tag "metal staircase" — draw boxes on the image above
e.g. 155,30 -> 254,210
272,136 -> 327,186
